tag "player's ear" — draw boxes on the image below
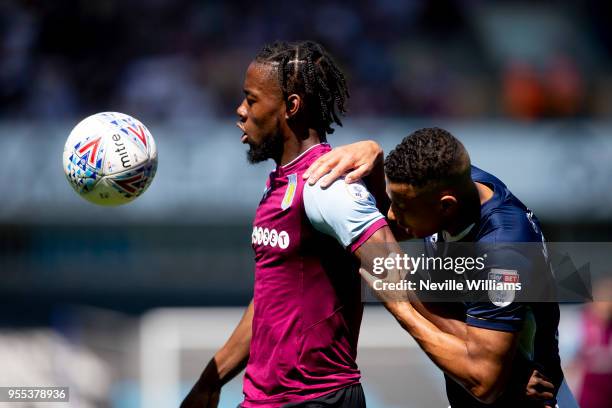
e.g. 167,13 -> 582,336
440,195 -> 458,215
285,94 -> 302,119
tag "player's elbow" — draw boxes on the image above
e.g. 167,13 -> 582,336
467,369 -> 507,404
469,382 -> 503,404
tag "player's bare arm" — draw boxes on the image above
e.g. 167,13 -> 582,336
355,228 -> 519,403
387,299 -> 520,404
355,220 -> 557,406
181,300 -> 253,408
355,225 -> 467,335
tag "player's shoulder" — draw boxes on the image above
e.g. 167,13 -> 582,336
302,175 -> 386,249
471,165 -> 506,187
472,167 -> 540,243
304,175 -> 370,197
477,213 -> 540,247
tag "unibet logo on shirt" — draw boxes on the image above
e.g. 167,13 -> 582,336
252,226 -> 290,249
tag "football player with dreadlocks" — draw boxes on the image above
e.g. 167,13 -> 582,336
181,40 -> 387,408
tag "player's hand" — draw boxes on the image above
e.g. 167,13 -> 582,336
525,369 -> 555,403
180,381 -> 220,408
303,140 -> 383,188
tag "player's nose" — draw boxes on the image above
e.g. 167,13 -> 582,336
387,207 -> 396,222
236,100 -> 247,120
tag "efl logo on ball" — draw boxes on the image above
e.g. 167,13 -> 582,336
63,112 -> 158,206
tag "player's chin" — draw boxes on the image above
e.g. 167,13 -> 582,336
246,145 -> 269,164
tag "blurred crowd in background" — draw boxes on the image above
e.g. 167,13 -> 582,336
1,0 -> 611,121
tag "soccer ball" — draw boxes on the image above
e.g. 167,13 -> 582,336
63,112 -> 158,206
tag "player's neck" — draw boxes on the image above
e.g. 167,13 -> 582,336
278,128 -> 324,166
475,181 -> 494,205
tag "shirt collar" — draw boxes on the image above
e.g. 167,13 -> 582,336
442,223 -> 475,242
278,143 -> 329,174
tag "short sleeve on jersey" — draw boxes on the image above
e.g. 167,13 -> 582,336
303,177 -> 386,251
466,302 -> 525,332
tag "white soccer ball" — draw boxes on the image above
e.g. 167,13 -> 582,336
63,112 -> 158,206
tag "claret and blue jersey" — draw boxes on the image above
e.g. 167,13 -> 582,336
244,143 -> 387,408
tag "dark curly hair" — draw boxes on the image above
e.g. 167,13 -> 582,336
384,127 -> 471,188
255,40 -> 349,137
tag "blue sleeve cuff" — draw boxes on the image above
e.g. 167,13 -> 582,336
466,315 -> 524,332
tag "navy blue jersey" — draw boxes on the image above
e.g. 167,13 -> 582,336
423,166 -> 563,407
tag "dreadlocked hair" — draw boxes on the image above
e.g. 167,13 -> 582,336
255,40 -> 349,136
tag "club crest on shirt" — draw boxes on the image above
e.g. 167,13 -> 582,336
488,268 -> 519,307
345,181 -> 369,202
281,173 -> 297,210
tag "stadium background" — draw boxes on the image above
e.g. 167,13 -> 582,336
1,1 -> 611,407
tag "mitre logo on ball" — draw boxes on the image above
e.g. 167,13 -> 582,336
63,112 -> 158,206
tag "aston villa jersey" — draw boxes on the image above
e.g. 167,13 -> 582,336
242,144 -> 386,407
